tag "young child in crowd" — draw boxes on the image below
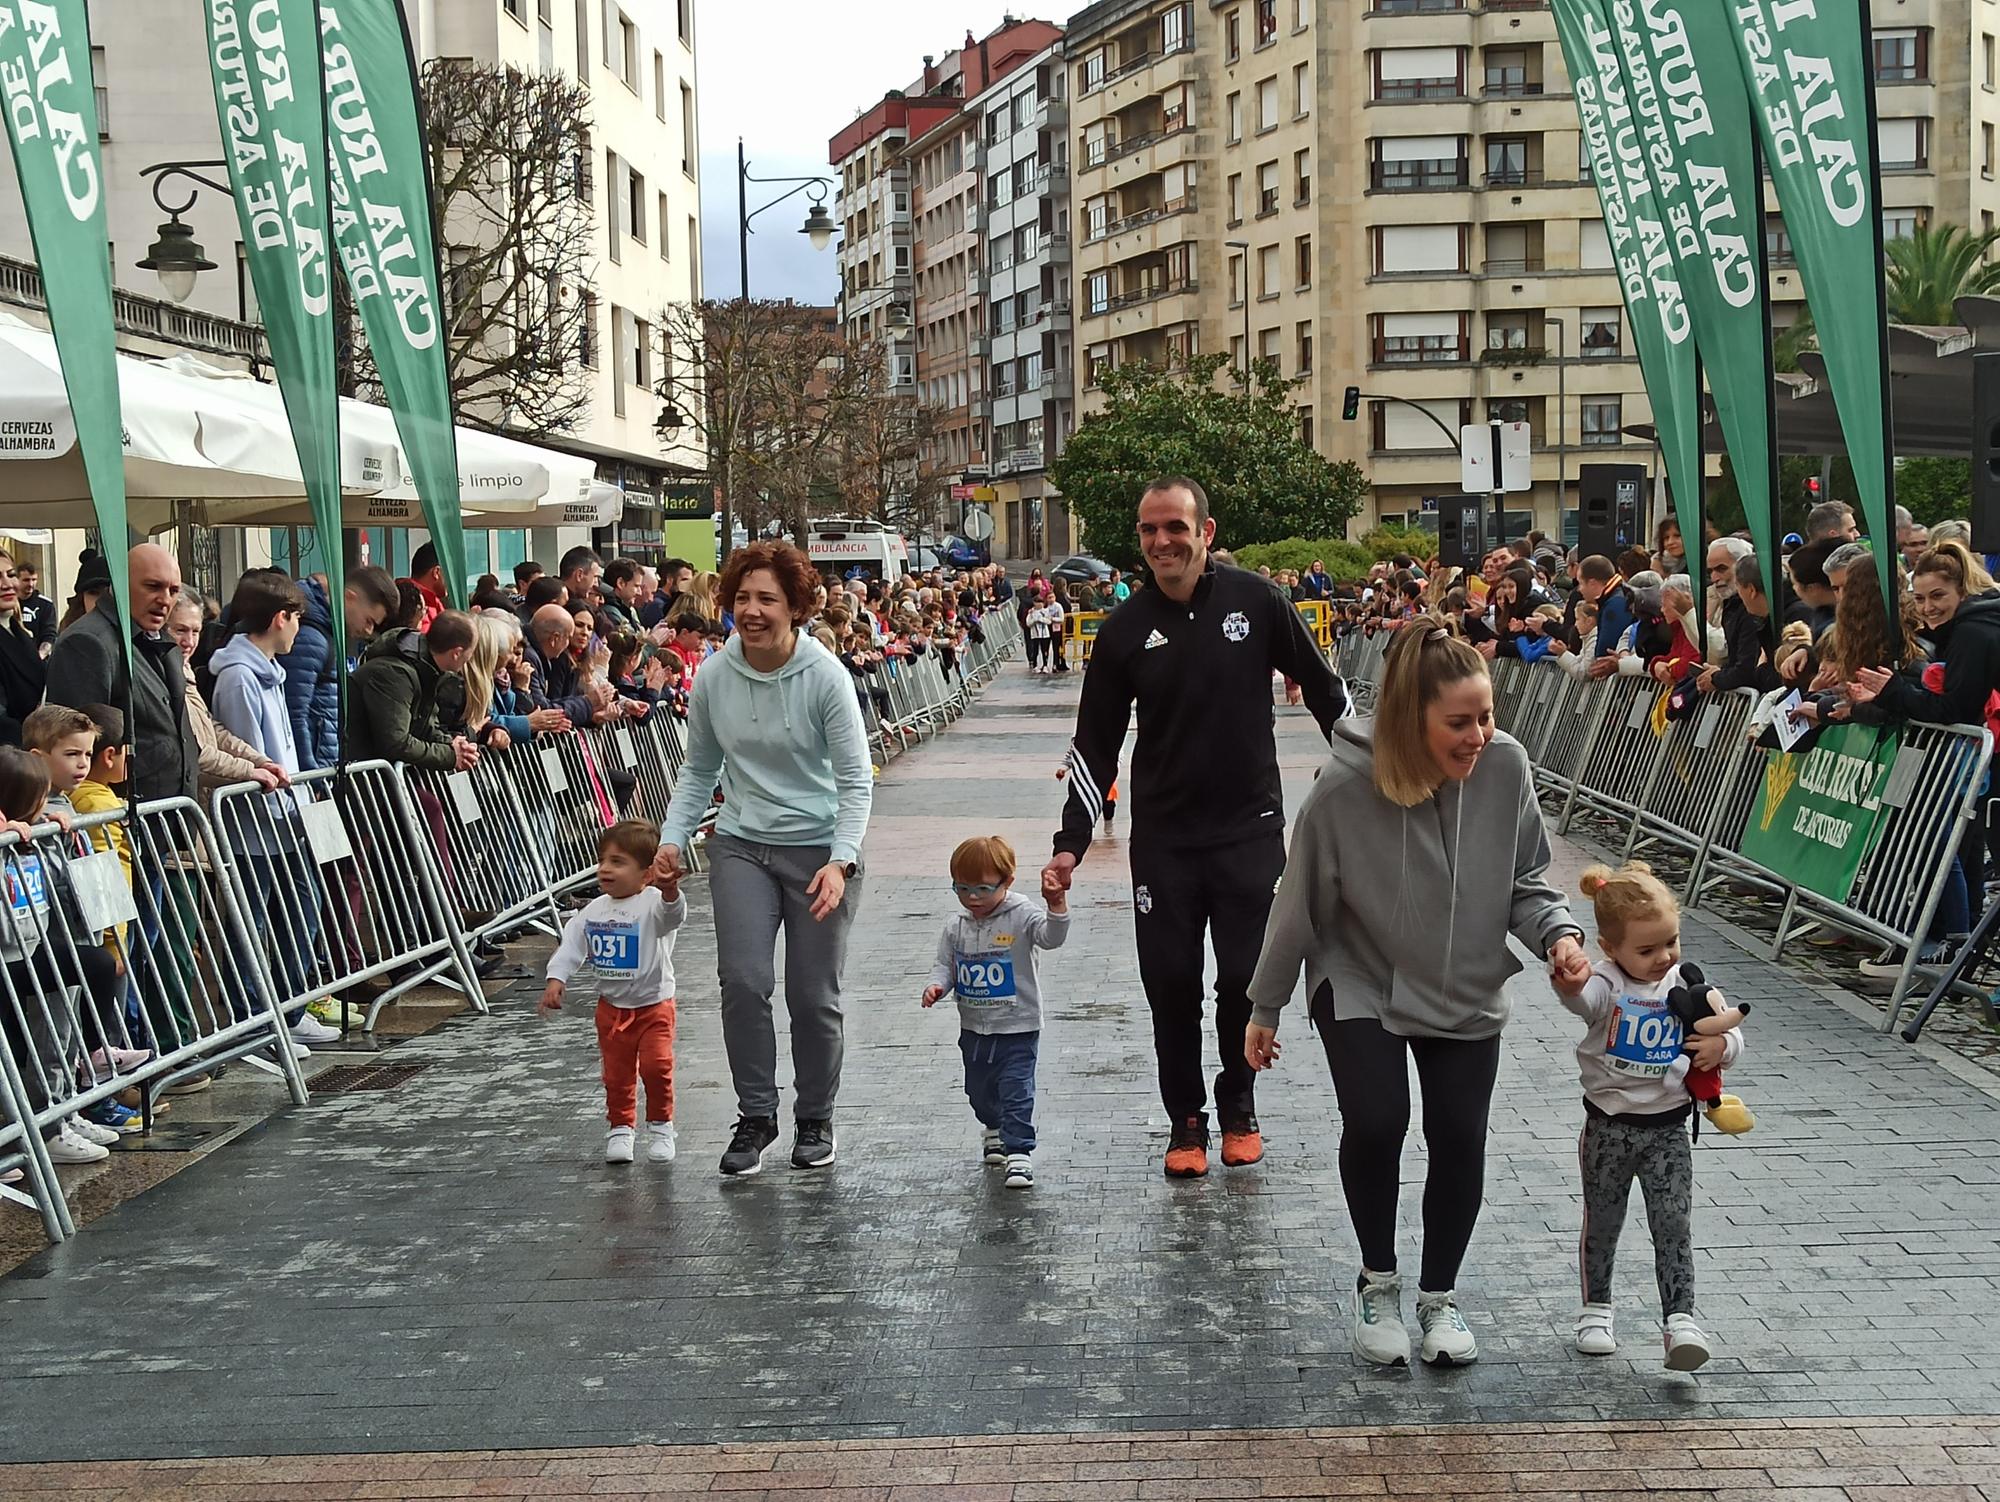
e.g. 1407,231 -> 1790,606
541,819 -> 686,1166
70,705 -> 132,892
1563,861 -> 1741,1372
921,836 -> 1069,1188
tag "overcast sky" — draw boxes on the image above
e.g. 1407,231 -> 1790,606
696,0 -> 1037,306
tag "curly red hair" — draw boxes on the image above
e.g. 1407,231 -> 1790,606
720,541 -> 821,624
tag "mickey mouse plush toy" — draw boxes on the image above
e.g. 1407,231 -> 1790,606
1665,964 -> 1755,1135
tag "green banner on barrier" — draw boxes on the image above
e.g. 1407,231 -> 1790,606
1739,723 -> 1898,901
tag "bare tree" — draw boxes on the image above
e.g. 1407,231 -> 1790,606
343,61 -> 594,438
656,300 -> 948,550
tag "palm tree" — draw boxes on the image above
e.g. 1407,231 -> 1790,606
1769,222 -> 2000,369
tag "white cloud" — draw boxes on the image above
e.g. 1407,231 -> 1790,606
696,0 -> 1034,305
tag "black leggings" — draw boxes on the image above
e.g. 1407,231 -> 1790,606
1315,998 -> 1502,1293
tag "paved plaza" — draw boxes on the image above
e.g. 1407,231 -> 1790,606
4,662 -> 2000,1497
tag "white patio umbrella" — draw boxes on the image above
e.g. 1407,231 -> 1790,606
0,313 -> 378,530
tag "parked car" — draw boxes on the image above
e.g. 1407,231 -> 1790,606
1051,554 -> 1115,585
909,544 -> 946,573
942,533 -> 990,569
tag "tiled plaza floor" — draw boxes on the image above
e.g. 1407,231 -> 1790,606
4,659 -> 2000,1495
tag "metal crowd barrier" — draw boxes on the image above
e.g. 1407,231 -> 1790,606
1,604 -> 1025,1248
1340,635 -> 1994,1041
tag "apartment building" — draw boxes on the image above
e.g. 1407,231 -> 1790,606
0,0 -> 703,578
830,19 -> 1063,547
1065,0 -> 2000,541
967,44 -> 1078,559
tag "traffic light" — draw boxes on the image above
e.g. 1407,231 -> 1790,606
1805,475 -> 1821,499
1342,385 -> 1361,421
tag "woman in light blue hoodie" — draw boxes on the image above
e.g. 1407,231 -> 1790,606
208,573 -> 332,1046
657,542 -> 873,1179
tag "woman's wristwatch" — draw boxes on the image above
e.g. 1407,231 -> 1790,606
839,861 -> 858,878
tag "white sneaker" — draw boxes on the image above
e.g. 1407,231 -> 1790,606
1417,1289 -> 1478,1366
1663,1312 -> 1711,1371
980,1128 -> 1005,1166
1351,1269 -> 1411,1366
291,1014 -> 341,1045
646,1121 -> 677,1163
47,1124 -> 109,1164
67,1116 -> 120,1148
1004,1151 -> 1034,1188
605,1126 -> 636,1164
1575,1302 -> 1617,1356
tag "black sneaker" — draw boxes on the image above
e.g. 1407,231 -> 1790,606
719,1115 -> 779,1177
791,1117 -> 837,1169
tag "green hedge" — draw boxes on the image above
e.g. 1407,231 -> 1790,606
1234,525 -> 1433,582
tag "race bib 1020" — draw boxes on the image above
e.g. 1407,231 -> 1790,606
955,953 -> 1017,1005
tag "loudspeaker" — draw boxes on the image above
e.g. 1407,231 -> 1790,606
1975,354 -> 2000,552
1436,495 -> 1488,572
1576,464 -> 1648,563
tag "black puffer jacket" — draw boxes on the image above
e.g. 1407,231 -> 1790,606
1875,591 -> 2000,727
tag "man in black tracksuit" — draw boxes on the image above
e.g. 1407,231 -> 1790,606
1043,477 -> 1350,1178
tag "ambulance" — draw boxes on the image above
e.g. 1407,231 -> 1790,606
805,517 -> 913,583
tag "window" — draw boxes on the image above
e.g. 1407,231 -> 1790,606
575,0 -> 589,71
1079,49 -> 1106,93
1229,251 -> 1245,304
682,84 -> 697,176
1086,271 -> 1110,314
1375,311 -> 1463,364
1257,78 -> 1278,132
1878,117 -> 1927,170
1579,218 -> 1612,269
606,149 -> 621,261
1485,136 -> 1530,186
619,13 -> 638,89
1373,135 -> 1467,191
1299,404 -> 1314,448
1579,308 -> 1620,357
539,0 -> 552,22
1228,91 -> 1242,143
1259,326 -> 1281,364
1162,84 -> 1189,133
988,107 -> 1008,144
1257,243 -> 1279,297
678,0 -> 693,45
1375,223 -> 1465,274
628,166 -> 647,243
1296,320 -> 1313,373
1256,0 -> 1277,47
1162,2 -> 1191,55
1087,342 -> 1114,387
654,51 -> 666,119
1225,8 -> 1240,62
1374,46 -> 1462,102
1764,213 -> 1794,265
1295,233 -> 1312,288
1884,210 -> 1922,241
1484,222 -> 1540,273
448,248 -> 482,331
1228,172 -> 1242,223
610,307 -> 628,416
633,316 -> 652,387
90,45 -> 106,137
994,362 -> 1017,398
1987,123 -> 1995,177
1986,33 -> 1995,90
689,215 -> 699,290
1022,350 -> 1044,389
1582,399 -> 1622,446
1486,311 -> 1530,352
504,0 -> 523,17
1873,27 -> 1926,83
1086,193 -> 1112,239
1257,161 -> 1278,215
1295,149 -> 1310,204
1484,47 -> 1533,96
1293,62 -> 1309,117
658,192 -> 670,257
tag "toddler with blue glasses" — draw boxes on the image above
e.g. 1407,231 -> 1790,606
922,835 -> 1069,1188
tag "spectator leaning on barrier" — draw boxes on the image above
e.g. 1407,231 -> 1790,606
166,596 -> 285,795
278,564 -> 399,772
1702,553 -> 1781,696
348,610 -> 480,774
1705,537 -> 1752,627
48,542 -> 198,804
526,604 -> 603,726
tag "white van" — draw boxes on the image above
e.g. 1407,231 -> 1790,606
805,517 -> 911,583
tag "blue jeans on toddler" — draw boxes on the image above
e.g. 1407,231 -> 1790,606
960,1029 -> 1038,1153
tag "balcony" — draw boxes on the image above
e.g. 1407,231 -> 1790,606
1480,257 -> 1544,275
1369,0 -> 1466,11
967,267 -> 986,296
1046,231 -> 1071,262
1036,94 -> 1068,128
1371,158 -> 1470,191
1482,79 -> 1544,98
1375,81 -> 1465,102
1480,342 -> 1546,364
1038,164 -> 1070,194
1039,366 -> 1073,393
1107,277 -> 1198,313
1483,167 -> 1543,187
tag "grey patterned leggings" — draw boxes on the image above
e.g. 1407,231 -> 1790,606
1579,1111 -> 1696,1316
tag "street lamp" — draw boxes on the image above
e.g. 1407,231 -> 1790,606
1225,238 -> 1250,385
721,139 -> 836,558
1544,315 -> 1567,538
134,160 -> 228,303
886,303 -> 913,343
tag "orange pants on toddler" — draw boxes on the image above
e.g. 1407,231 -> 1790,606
595,998 -> 676,1127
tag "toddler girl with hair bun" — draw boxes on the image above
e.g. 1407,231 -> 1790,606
1563,861 -> 1741,1372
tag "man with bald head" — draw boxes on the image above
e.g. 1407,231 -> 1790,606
49,543 -> 199,803
524,604 -> 598,728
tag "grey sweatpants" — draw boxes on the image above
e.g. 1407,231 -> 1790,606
1578,1110 -> 1696,1316
706,833 -> 862,1120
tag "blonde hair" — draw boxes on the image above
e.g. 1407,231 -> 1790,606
1371,616 -> 1489,808
1578,860 -> 1678,944
687,570 -> 721,620
1913,538 -> 1995,598
462,612 -> 520,727
949,834 -> 1017,883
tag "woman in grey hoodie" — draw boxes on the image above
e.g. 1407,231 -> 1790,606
1245,621 -> 1592,1369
